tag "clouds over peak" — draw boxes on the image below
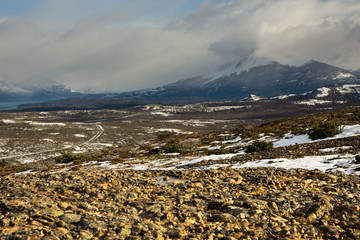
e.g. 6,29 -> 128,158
0,0 -> 360,92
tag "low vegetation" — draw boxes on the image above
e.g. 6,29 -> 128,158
0,160 -> 5,172
55,152 -> 90,164
307,120 -> 344,140
245,141 -> 274,153
163,143 -> 180,153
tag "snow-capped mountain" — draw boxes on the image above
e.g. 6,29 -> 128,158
150,58 -> 359,101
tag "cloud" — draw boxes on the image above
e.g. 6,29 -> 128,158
0,0 -> 359,92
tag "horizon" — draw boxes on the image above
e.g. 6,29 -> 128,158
0,0 -> 360,93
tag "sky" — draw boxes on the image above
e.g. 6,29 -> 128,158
0,0 -> 360,93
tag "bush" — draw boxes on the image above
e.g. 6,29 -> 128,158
307,120 -> 343,140
241,129 -> 259,139
234,128 -> 259,139
206,148 -> 229,155
291,126 -> 307,135
163,143 -> 180,153
16,166 -> 27,173
245,141 -> 273,153
149,148 -> 161,154
0,167 -> 5,172
55,152 -> 88,164
0,159 -> 6,167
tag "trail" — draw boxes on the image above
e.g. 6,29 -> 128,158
1,124 -> 104,160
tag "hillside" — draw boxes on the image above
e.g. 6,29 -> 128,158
1,104 -> 360,239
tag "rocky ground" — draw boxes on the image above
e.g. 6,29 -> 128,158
0,168 -> 359,239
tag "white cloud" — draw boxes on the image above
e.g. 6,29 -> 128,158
0,0 -> 359,92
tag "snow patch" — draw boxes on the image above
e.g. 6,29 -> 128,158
335,84 -> 360,94
25,121 -> 66,127
316,87 -> 330,98
274,94 -> 296,99
333,72 -> 354,80
74,134 -> 86,138
232,154 -> 359,175
294,99 -> 332,105
273,125 -> 360,147
2,119 -> 17,124
150,111 -> 172,117
248,95 -> 262,101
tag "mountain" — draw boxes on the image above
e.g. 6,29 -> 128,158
15,83 -> 360,112
0,81 -> 31,102
143,59 -> 359,101
11,54 -> 360,111
0,81 -> 85,103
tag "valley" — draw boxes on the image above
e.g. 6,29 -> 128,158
1,92 -> 360,175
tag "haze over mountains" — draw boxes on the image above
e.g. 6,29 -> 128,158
7,53 -> 360,111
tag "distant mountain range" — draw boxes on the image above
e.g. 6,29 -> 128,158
0,81 -> 85,103
2,53 -> 360,110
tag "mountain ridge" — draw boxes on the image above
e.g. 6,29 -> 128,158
1,57 -> 360,110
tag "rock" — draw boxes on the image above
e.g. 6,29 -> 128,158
77,230 -> 93,240
207,199 -> 233,210
208,213 -> 237,222
79,202 -> 98,211
318,225 -> 345,235
40,208 -> 64,218
120,226 -> 132,236
145,204 -> 163,214
53,227 -> 70,235
0,218 -> 10,227
226,206 -> 249,218
87,221 -> 108,233
131,222 -> 149,235
244,198 -> 268,209
167,228 -> 186,239
60,214 -> 82,224
0,168 -> 359,239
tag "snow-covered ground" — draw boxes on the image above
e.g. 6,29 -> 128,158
231,154 -> 358,175
273,125 -> 360,147
65,124 -> 360,175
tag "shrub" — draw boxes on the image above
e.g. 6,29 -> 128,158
0,167 -> 5,172
234,127 -> 259,140
55,152 -> 88,164
245,141 -> 273,153
241,129 -> 259,139
206,148 -> 229,155
0,159 -> 6,167
163,143 -> 180,153
307,120 -> 343,140
291,126 -> 307,135
156,131 -> 177,142
178,139 -> 200,152
16,166 -> 27,173
149,148 -> 161,154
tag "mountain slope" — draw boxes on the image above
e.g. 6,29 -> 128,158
152,60 -> 359,100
